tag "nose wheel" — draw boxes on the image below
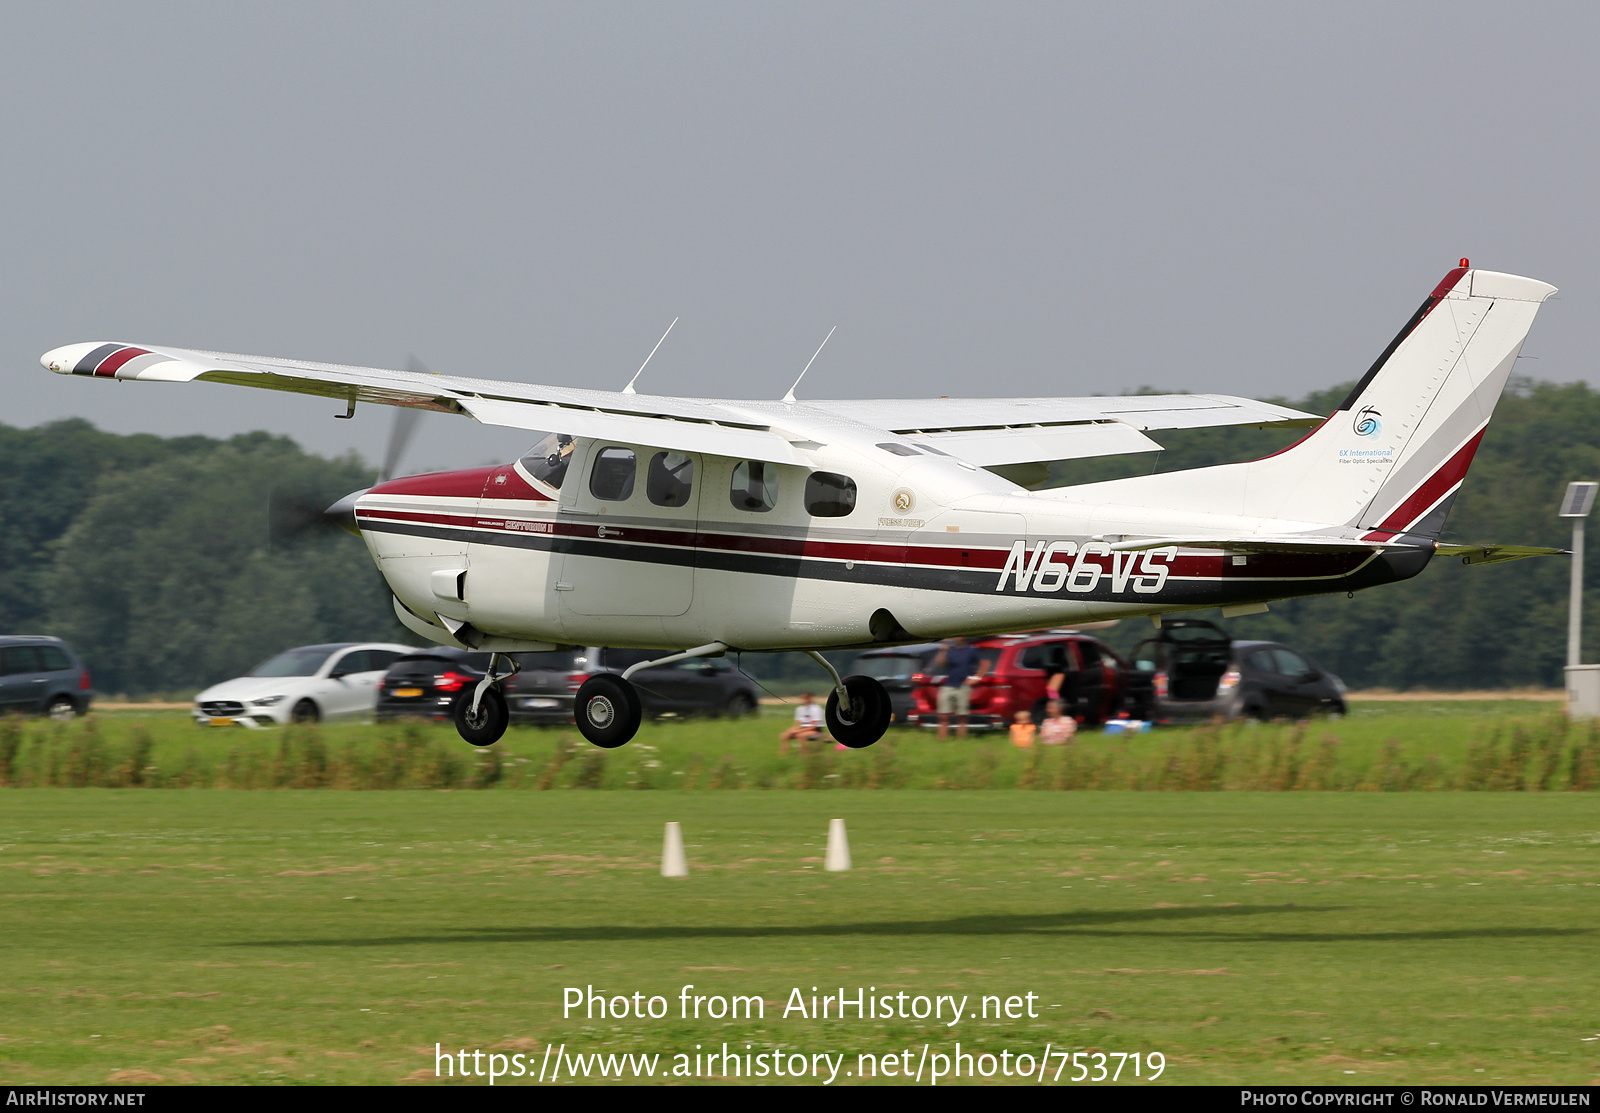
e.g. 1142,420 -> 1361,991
455,686 -> 508,746
575,674 -> 643,748
825,675 -> 892,749
453,652 -> 517,747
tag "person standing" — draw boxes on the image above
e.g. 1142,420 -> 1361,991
932,637 -> 989,740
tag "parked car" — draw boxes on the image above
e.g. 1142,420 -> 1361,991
890,630 -> 1150,730
378,646 -> 763,725
193,643 -> 412,726
0,636 -> 93,719
850,643 -> 944,726
1128,619 -> 1346,721
376,646 -> 499,723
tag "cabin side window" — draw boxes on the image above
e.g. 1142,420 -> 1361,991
520,431 -> 575,489
730,460 -> 778,512
804,471 -> 857,517
589,446 -> 637,501
648,452 -> 695,507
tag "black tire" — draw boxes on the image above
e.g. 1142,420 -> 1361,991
574,674 -> 642,749
825,675 -> 891,749
45,696 -> 77,722
454,686 -> 508,747
291,699 -> 320,724
723,692 -> 757,719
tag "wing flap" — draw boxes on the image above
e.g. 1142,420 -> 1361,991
455,397 -> 807,465
915,421 -> 1162,466
809,393 -> 1321,434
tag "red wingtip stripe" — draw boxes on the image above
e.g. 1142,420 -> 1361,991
92,346 -> 151,377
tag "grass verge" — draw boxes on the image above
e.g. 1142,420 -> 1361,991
0,790 -> 1597,1085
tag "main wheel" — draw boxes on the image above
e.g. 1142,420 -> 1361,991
825,675 -> 891,749
454,687 -> 508,747
574,674 -> 642,748
291,699 -> 320,724
45,696 -> 77,722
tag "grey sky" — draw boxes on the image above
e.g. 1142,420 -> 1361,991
3,3 -> 1596,472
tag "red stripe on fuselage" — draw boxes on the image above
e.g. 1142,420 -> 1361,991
1363,427 -> 1485,539
93,347 -> 150,377
367,464 -> 551,501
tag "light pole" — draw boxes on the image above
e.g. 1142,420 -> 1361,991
1560,481 -> 1599,717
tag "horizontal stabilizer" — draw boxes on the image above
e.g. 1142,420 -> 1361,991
1435,544 -> 1567,566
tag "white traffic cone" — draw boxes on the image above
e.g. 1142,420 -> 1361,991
824,818 -> 851,872
661,821 -> 689,878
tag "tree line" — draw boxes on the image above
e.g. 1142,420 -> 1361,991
3,377 -> 1597,696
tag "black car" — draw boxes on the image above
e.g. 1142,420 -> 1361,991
502,647 -> 761,724
0,636 -> 94,719
1129,619 -> 1346,721
377,646 -> 762,725
375,647 -> 493,723
849,643 -> 944,726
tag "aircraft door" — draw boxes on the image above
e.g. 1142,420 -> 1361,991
557,443 -> 699,617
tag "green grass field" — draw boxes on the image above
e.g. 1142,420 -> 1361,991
5,698 -> 1599,793
2,788 -> 1598,1085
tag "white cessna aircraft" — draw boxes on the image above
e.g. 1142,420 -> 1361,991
43,261 -> 1559,749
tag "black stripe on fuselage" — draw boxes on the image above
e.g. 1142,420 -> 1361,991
362,517 -> 1433,606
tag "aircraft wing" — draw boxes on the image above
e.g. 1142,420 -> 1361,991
804,393 -> 1320,467
42,341 -> 1318,469
40,341 -> 813,465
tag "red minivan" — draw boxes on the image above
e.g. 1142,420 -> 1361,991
907,631 -> 1148,730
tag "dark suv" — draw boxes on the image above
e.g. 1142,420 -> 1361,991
502,648 -> 762,724
1129,619 -> 1347,721
377,646 -> 762,725
0,636 -> 93,719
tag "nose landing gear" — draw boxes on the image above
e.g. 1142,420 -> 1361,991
453,652 -> 518,747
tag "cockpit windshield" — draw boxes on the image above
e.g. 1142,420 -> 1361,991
520,432 -> 575,490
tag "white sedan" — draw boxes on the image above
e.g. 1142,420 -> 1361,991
193,643 -> 414,727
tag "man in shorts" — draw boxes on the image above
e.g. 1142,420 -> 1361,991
932,637 -> 989,740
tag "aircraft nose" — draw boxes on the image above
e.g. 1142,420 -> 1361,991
323,488 -> 367,537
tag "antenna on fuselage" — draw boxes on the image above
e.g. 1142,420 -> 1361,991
622,317 -> 678,395
783,325 -> 836,404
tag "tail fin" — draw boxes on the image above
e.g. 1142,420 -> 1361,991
1057,264 -> 1557,540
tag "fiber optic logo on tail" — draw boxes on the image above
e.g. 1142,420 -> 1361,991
1353,407 -> 1382,437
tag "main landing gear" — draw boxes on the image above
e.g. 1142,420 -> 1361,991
806,651 -> 891,749
560,641 -> 893,751
572,642 -> 731,749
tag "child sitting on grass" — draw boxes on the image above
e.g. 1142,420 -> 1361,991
1009,709 -> 1037,749
1039,700 -> 1077,746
